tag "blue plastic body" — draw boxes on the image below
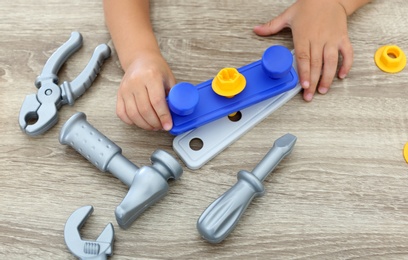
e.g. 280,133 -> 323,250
167,45 -> 298,135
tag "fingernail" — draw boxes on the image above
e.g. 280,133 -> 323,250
304,93 -> 313,102
163,123 -> 172,131
339,73 -> 347,79
318,87 -> 328,94
302,81 -> 310,89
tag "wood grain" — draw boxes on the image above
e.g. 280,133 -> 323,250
1,0 -> 408,259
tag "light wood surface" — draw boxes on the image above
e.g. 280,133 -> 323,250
2,0 -> 408,259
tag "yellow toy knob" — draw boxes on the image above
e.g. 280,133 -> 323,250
212,68 -> 246,98
375,45 -> 406,73
404,142 -> 408,163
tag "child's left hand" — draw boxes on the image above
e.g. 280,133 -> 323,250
254,0 -> 353,101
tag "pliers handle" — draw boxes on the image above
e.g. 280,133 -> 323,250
19,32 -> 111,136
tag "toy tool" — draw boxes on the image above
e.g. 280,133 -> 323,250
19,32 -> 111,136
197,133 -> 297,243
403,142 -> 408,163
167,45 -> 298,135
59,112 -> 183,229
173,51 -> 301,170
64,205 -> 114,260
375,45 -> 406,73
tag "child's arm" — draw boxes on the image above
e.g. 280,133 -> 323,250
254,0 -> 371,101
103,0 -> 175,131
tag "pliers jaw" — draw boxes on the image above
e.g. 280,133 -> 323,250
18,32 -> 111,136
19,80 -> 61,136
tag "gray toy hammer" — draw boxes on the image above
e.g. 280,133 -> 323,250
59,112 -> 183,229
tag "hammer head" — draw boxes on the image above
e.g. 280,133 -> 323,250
115,150 -> 183,229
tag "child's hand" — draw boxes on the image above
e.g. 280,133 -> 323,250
116,51 -> 175,131
254,0 -> 353,101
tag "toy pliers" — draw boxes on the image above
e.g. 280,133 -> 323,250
18,31 -> 111,136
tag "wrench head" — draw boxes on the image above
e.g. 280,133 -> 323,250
64,205 -> 115,259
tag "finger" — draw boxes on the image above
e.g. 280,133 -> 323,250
122,87 -> 155,130
253,13 -> 288,36
293,38 -> 311,91
134,86 -> 162,130
126,94 -> 154,130
318,45 -> 339,94
303,44 -> 323,101
147,82 -> 173,131
116,95 -> 133,125
338,39 -> 353,79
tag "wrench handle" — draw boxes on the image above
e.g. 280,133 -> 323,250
197,170 -> 264,243
35,31 -> 83,88
62,43 -> 111,105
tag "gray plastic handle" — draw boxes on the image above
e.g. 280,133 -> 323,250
61,43 -> 111,105
59,112 -> 136,186
35,31 -> 83,88
197,133 -> 297,243
60,112 -> 183,229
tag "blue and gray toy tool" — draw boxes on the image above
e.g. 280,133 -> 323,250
167,45 -> 298,135
64,205 -> 114,260
59,112 -> 183,229
19,32 -> 111,136
197,133 -> 297,243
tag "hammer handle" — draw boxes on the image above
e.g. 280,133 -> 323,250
59,112 -> 137,186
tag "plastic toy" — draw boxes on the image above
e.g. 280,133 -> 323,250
59,112 -> 183,229
375,45 -> 406,73
173,51 -> 301,170
167,45 -> 298,135
197,133 -> 297,243
64,205 -> 114,260
404,142 -> 408,163
173,85 -> 301,169
19,31 -> 111,136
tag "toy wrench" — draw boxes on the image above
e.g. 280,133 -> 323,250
18,31 -> 111,136
64,205 -> 115,259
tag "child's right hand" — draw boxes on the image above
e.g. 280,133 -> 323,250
116,51 -> 176,131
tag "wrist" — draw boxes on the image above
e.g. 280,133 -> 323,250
336,0 -> 371,16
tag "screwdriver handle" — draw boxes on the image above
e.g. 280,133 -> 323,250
197,133 -> 296,243
197,170 -> 264,243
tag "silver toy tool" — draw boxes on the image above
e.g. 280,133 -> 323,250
60,112 -> 183,229
197,133 -> 296,243
19,31 -> 111,136
64,205 -> 114,260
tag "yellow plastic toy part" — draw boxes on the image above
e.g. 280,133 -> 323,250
403,142 -> 408,163
212,68 -> 246,98
375,45 -> 406,73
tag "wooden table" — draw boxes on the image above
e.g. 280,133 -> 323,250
2,0 -> 408,259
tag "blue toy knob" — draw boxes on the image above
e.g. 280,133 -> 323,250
168,82 -> 200,116
261,45 -> 293,79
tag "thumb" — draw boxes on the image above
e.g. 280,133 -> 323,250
253,14 -> 288,36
